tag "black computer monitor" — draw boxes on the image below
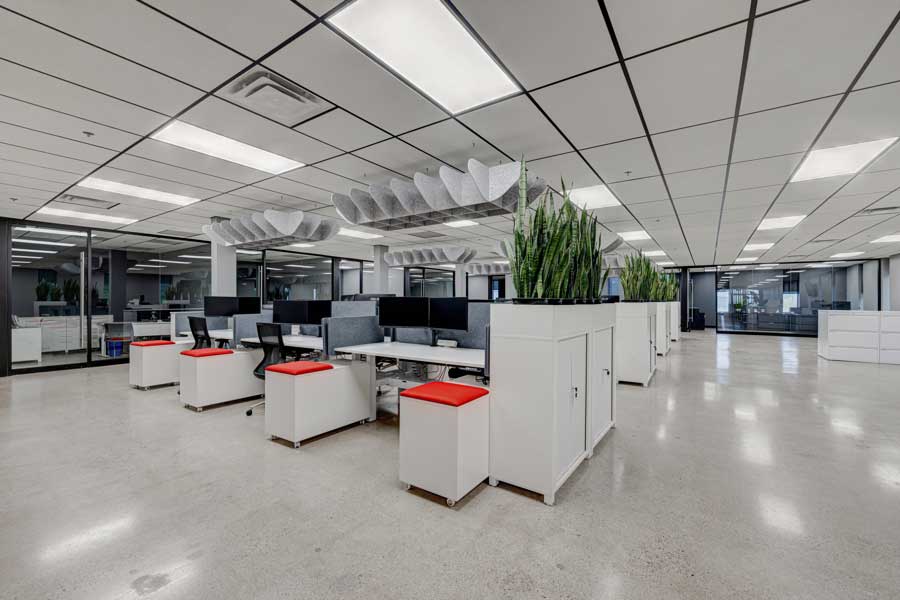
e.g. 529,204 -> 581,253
204,296 -> 239,317
378,297 -> 429,328
237,296 -> 261,314
305,300 -> 332,325
429,298 -> 468,331
273,300 -> 308,324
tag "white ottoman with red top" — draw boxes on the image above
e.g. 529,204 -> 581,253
399,381 -> 490,507
179,347 -> 263,411
129,339 -> 192,389
264,360 -> 369,448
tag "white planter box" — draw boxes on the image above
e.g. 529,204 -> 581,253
615,302 -> 656,385
489,303 -> 616,505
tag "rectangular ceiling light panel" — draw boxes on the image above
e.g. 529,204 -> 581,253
643,250 -> 666,257
791,138 -> 897,182
445,220 -> 478,228
338,227 -> 383,239
329,0 -> 519,114
78,177 -> 200,206
735,257 -> 758,262
36,206 -> 137,225
871,234 -> 900,243
744,243 -> 774,251
619,230 -> 650,241
757,215 -> 805,231
569,185 -> 621,210
12,238 -> 75,247
830,251 -> 864,258
152,121 -> 303,174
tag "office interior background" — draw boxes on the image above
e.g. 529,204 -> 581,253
2,1 -> 900,599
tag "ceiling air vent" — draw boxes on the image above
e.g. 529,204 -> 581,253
861,205 -> 900,215
58,195 -> 118,210
407,231 -> 445,239
224,70 -> 330,126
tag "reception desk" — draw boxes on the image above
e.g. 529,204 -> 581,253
818,310 -> 900,365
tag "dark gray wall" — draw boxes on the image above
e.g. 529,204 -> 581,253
691,272 -> 716,326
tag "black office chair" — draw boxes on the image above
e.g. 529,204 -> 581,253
246,322 -> 288,416
188,316 -> 213,350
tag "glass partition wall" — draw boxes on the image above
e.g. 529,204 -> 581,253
265,250 -> 332,302
714,261 -> 877,336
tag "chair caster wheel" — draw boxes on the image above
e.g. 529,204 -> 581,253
359,419 -> 367,425
246,409 -> 253,416
446,498 -> 456,507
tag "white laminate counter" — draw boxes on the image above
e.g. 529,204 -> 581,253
818,310 -> 900,364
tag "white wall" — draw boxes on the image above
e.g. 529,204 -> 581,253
891,255 -> 900,310
862,260 -> 878,310
468,275 -> 489,299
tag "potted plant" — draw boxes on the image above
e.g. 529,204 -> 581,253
620,254 -> 657,301
48,283 -> 62,302
35,280 -> 50,301
63,279 -> 80,305
505,162 -> 608,303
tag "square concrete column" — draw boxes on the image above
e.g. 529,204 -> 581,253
211,242 -> 236,296
372,244 -> 389,294
455,265 -> 467,297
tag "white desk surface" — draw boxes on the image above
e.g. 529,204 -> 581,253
179,329 -> 233,340
335,341 -> 485,368
240,335 -> 323,350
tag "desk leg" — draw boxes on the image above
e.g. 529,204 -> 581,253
366,354 -> 377,422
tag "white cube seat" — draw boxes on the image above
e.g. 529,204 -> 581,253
179,348 -> 263,411
264,360 -> 369,448
129,340 -> 192,389
399,382 -> 489,507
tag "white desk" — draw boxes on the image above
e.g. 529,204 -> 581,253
179,329 -> 233,341
240,335 -> 323,351
334,342 -> 486,421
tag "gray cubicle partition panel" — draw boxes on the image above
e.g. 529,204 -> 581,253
233,310 -> 278,345
322,316 -> 383,356
393,301 -> 490,349
332,300 -> 377,317
172,311 -> 228,335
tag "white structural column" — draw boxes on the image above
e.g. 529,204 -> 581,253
372,244 -> 389,294
455,265 -> 467,297
211,242 -> 236,296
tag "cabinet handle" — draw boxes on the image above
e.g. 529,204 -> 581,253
603,368 -> 610,376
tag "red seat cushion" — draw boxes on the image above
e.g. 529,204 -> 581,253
400,381 -> 488,407
131,340 -> 175,347
266,361 -> 334,376
180,348 -> 233,358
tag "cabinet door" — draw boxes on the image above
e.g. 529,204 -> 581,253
555,335 -> 587,477
648,314 -> 657,371
591,328 -> 613,444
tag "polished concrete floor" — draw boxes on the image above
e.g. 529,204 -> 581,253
1,330 -> 899,599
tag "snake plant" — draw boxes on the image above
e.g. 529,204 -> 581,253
506,161 -> 609,300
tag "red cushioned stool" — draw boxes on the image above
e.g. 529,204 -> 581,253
399,382 -> 490,507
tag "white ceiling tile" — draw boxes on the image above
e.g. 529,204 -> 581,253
841,169 -> 900,196
401,120 -> 507,171
609,176 -> 669,205
667,165 -> 726,198
295,109 -> 390,152
653,119 -> 733,173
0,173 -> 66,193
452,0 -> 616,89
264,25 -> 446,133
80,166 -> 220,202
127,139 -> 270,184
816,82 -> 900,149
281,166 -> 360,195
857,18 -> 900,89
776,176 -> 852,205
1,0 -> 249,90
0,122 -> 115,164
531,65 -> 644,149
106,155 -> 239,193
607,0 -> 750,58
674,193 -> 721,215
868,142 -> 900,172
254,177 -> 333,205
727,154 -> 802,190
627,25 -> 744,132
300,0 -> 343,16
733,96 -> 840,161
316,154 -> 400,186
583,137 -> 659,183
742,0 -> 897,112
527,153 -> 600,191
0,10 -> 202,115
628,199 -> 675,219
232,186 -> 320,211
1,182 -> 57,201
723,185 -> 782,210
145,0 -> 313,59
354,139 -> 436,178
457,95 -> 570,160
0,143 -> 97,175
0,159 -> 82,185
179,96 -> 341,165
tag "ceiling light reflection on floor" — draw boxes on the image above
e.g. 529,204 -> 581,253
871,462 -> 900,490
40,515 -> 135,561
734,405 -> 758,422
741,431 -> 773,466
758,494 -> 804,535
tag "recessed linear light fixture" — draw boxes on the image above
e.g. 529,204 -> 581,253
724,271 -> 740,275
643,250 -> 666,257
14,226 -> 88,237
438,264 -> 457,269
134,264 -> 165,268
11,248 -> 56,254
36,206 -> 137,225
657,261 -> 675,266
494,260 -> 510,265
329,0 -> 519,114
619,230 -> 650,241
266,267 -> 283,271
569,185 -> 621,210
735,257 -> 758,262
744,243 -> 774,251
338,227 -> 383,240
77,177 -> 200,206
775,275 -> 789,278
791,138 -> 897,182
445,220 -> 478,228
285,264 -> 315,269
12,238 -> 75,247
760,263 -> 779,268
12,254 -> 44,260
830,251 -> 864,258
179,255 -> 211,260
236,249 -> 261,255
152,120 -> 303,175
758,215 -> 806,231
728,266 -> 748,270
290,243 -> 316,248
148,258 -> 190,265
871,234 -> 900,243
